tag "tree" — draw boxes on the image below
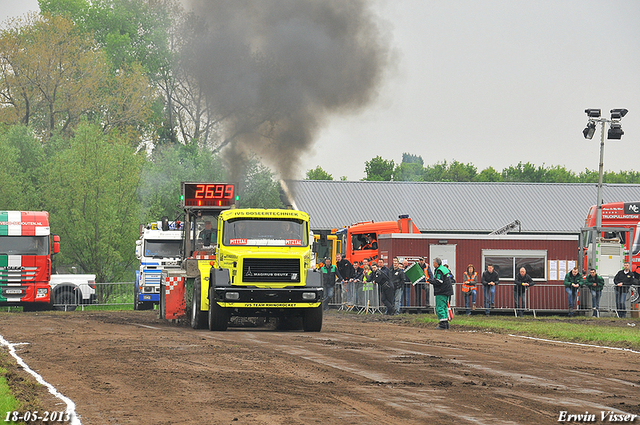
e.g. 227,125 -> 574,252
401,152 -> 423,165
501,162 -> 546,183
474,166 -> 502,182
305,166 -> 333,180
0,127 -> 33,210
446,160 -> 477,182
138,142 -> 226,221
0,125 -> 45,209
393,162 -> 423,181
363,156 -> 394,181
0,13 -> 153,141
237,158 -> 284,209
44,121 -> 144,282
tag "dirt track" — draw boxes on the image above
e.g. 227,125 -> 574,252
1,310 -> 639,425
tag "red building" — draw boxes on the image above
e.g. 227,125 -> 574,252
379,233 -> 578,312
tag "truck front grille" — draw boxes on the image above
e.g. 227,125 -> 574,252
241,258 -> 301,283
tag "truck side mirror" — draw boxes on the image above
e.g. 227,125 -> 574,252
52,235 -> 60,254
135,240 -> 142,259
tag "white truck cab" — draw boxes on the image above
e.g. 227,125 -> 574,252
135,220 -> 183,310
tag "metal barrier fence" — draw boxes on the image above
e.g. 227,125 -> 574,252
326,280 -> 640,317
52,282 -> 135,311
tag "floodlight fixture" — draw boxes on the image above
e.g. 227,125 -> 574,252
610,108 -> 628,120
607,122 -> 624,139
583,121 -> 596,139
585,109 -> 601,118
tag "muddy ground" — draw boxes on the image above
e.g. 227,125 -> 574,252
0,310 -> 639,425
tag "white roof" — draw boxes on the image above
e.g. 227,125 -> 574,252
288,180 -> 640,234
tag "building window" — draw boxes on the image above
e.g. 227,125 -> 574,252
482,250 -> 547,281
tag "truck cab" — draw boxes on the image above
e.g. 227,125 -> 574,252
203,208 -> 322,331
135,220 -> 183,310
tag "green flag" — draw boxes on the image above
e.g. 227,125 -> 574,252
404,262 -> 425,286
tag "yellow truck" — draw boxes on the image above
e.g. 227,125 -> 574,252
188,206 -> 323,331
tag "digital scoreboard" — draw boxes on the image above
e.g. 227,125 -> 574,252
181,182 -> 236,208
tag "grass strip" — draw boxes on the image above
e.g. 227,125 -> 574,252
416,315 -> 640,350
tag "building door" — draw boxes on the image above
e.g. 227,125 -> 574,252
429,244 -> 457,307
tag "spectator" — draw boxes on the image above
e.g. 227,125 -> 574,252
481,264 -> 499,315
514,267 -> 534,317
336,253 -> 353,282
613,262 -> 635,318
428,257 -> 454,330
585,268 -> 604,317
389,257 -> 406,315
320,257 -> 342,311
371,262 -> 395,315
564,266 -> 583,317
352,261 -> 363,282
416,257 -> 433,308
461,264 -> 478,315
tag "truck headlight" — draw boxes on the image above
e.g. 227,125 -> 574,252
225,292 -> 240,300
302,292 -> 316,300
37,288 -> 48,295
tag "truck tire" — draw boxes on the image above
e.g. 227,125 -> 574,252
302,306 -> 323,332
53,290 -> 77,312
134,283 -> 154,311
190,277 -> 207,329
208,287 -> 228,331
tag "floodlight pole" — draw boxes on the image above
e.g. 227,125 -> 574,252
596,120 -> 605,230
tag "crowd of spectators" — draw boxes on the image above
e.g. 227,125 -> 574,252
320,255 -> 637,320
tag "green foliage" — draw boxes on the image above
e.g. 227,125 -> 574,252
475,166 -> 502,182
0,126 -> 41,209
394,162 -> 424,182
237,158 -> 284,209
44,121 -> 144,282
305,166 -> 333,180
401,152 -> 423,165
363,155 -> 394,181
139,143 -> 226,221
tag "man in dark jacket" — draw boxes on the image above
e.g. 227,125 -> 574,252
371,263 -> 395,315
585,268 -> 605,317
428,257 -> 454,330
389,257 -> 406,315
564,266 -> 583,316
514,267 -> 534,317
335,253 -> 353,282
481,264 -> 499,315
613,262 -> 635,318
320,257 -> 342,311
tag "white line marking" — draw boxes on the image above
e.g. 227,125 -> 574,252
133,323 -> 162,330
0,335 -> 82,425
507,334 -> 640,355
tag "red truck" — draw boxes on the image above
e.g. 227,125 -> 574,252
0,211 -> 60,310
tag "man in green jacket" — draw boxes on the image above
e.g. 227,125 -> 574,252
428,257 -> 454,330
584,268 -> 605,317
564,266 -> 583,316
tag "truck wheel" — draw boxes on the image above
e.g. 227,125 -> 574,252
191,277 -> 207,329
53,290 -> 77,312
303,306 -> 323,332
208,287 -> 228,331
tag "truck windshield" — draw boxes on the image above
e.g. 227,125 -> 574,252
0,236 -> 48,255
223,218 -> 308,247
144,240 -> 182,258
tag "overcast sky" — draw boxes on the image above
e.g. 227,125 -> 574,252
3,0 -> 639,181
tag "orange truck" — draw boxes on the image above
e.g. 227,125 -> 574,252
337,215 -> 420,265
